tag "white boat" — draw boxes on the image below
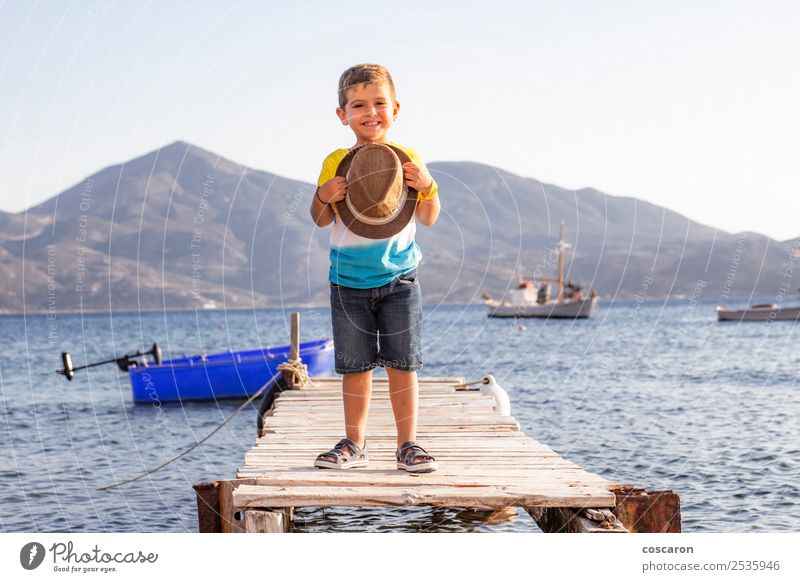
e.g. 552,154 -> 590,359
485,294 -> 598,318
715,304 -> 800,322
484,222 -> 598,319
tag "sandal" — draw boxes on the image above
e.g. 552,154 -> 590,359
396,441 -> 437,473
314,438 -> 368,470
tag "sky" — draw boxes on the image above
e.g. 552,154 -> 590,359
1,0 -> 798,240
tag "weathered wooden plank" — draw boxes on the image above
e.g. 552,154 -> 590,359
248,447 -> 540,456
231,471 -> 614,488
262,426 -> 520,434
233,484 -> 616,509
242,458 -> 586,467
273,404 -> 491,412
240,461 -> 587,471
271,403 -> 498,413
266,409 -> 509,417
269,415 -> 501,423
291,379 -> 463,387
240,466 -> 586,478
283,384 -> 463,390
239,468 -> 589,479
236,465 -> 594,476
262,431 -> 525,439
243,448 -> 563,457
300,376 -> 464,383
249,438 -> 553,448
243,509 -> 289,533
236,474 -> 606,486
240,458 -> 585,468
252,435 -> 543,444
275,392 -> 492,400
280,387 -> 462,396
263,413 -> 518,420
262,416 -> 521,427
243,454 -> 567,465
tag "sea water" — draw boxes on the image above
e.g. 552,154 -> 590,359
0,301 -> 797,532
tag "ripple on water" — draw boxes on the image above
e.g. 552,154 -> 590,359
1,304 -> 798,532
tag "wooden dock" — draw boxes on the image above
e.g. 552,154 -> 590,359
194,375 -> 681,533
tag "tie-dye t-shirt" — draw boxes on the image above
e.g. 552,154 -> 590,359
317,142 -> 436,289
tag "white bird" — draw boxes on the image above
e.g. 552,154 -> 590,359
478,374 -> 511,416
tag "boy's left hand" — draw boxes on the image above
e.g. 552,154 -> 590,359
403,162 -> 434,195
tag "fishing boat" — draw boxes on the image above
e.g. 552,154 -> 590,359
484,222 -> 598,319
715,304 -> 800,322
127,338 -> 334,403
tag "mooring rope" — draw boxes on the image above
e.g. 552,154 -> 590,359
276,358 -> 311,387
98,369 -> 287,491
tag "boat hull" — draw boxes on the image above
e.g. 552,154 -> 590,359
128,338 -> 335,403
716,305 -> 800,322
485,296 -> 598,319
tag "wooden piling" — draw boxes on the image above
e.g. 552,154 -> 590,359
289,313 -> 300,362
243,509 -> 290,533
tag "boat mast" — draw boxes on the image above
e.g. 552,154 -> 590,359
557,221 -> 565,300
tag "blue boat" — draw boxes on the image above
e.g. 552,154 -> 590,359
128,338 -> 334,403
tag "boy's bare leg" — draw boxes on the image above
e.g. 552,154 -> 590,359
386,368 -> 418,447
342,370 -> 372,448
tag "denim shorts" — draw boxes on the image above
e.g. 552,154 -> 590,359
330,269 -> 423,374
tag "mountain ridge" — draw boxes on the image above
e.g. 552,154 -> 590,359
11,143 -> 781,242
1,140 -> 796,313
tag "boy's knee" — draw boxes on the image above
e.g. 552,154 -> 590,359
385,363 -> 422,375
342,369 -> 373,379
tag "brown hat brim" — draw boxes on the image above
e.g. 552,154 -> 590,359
333,144 -> 418,240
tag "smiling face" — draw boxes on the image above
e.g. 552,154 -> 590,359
336,82 -> 400,146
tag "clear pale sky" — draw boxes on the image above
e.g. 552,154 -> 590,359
1,1 -> 797,240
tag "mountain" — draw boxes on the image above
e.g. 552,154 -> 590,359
1,141 -> 796,313
420,162 -> 798,304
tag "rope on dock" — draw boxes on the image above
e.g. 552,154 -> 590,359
277,358 -> 312,387
98,372 -> 282,491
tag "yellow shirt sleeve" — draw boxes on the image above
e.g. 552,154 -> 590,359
318,149 -> 349,187
396,144 -> 438,201
318,149 -> 349,218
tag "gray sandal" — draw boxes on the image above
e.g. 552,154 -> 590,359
314,438 -> 368,469
396,441 -> 437,473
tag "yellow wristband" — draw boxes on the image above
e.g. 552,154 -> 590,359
418,180 -> 438,201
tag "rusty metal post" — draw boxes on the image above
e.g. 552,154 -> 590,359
611,486 -> 682,533
193,481 -> 221,533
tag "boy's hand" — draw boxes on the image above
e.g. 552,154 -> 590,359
402,162 -> 434,195
317,176 -> 347,204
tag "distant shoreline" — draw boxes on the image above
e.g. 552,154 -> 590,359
0,296 -> 779,317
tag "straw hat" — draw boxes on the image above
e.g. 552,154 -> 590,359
334,143 -> 418,239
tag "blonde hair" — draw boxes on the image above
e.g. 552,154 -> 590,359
337,64 -> 396,108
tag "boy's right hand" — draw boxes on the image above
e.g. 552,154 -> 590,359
317,177 -> 347,204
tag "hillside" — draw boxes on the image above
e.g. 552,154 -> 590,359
1,141 -> 796,312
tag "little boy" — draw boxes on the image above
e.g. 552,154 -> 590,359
309,63 -> 440,473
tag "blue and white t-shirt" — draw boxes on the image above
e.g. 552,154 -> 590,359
317,142 -> 436,289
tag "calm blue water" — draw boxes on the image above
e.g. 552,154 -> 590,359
1,300 -> 798,532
